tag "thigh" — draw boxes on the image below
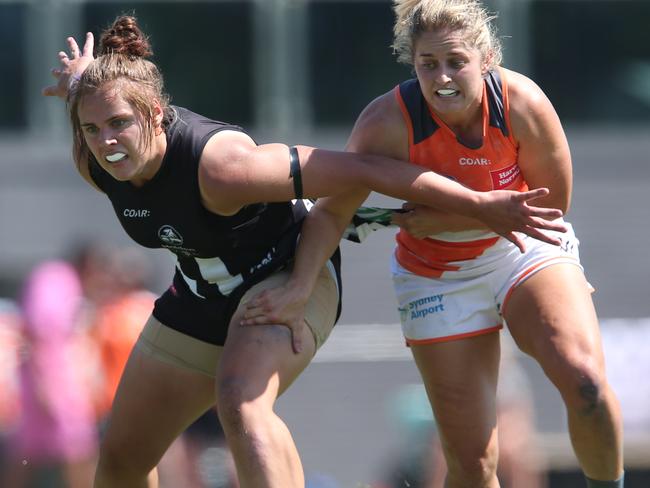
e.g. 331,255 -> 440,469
240,261 -> 340,350
411,332 -> 500,451
216,262 -> 339,401
102,318 -> 219,469
504,263 -> 605,379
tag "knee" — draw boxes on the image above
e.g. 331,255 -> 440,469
215,376 -> 268,437
547,356 -> 610,415
444,438 -> 499,485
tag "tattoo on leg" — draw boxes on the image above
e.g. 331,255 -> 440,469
579,380 -> 601,415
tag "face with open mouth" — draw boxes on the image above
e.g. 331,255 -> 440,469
77,84 -> 165,187
413,28 -> 487,124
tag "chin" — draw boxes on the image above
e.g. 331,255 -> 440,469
108,170 -> 133,182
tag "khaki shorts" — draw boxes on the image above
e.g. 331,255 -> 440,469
135,261 -> 339,377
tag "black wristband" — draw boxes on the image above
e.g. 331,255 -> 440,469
289,146 -> 303,199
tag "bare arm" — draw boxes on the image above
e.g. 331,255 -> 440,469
197,110 -> 566,244
506,68 -> 572,213
390,203 -> 487,238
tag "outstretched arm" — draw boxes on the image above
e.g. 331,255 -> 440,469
199,131 -> 565,248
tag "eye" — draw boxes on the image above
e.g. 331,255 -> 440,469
83,125 -> 98,135
111,118 -> 127,129
450,59 -> 466,69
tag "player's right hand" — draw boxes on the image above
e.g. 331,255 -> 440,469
42,32 -> 95,99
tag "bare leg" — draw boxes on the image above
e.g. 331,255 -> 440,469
411,332 -> 501,488
505,264 -> 623,481
215,307 -> 320,488
94,346 -> 217,488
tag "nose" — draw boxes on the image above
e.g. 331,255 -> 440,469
435,69 -> 452,85
99,127 -> 118,147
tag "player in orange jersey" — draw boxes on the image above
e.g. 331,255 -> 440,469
243,1 -> 624,487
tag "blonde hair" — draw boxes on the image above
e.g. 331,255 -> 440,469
392,0 -> 502,68
69,15 -> 171,167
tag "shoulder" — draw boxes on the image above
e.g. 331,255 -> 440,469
197,130 -> 258,215
502,68 -> 559,140
198,130 -> 257,184
503,69 -> 549,111
168,106 -> 244,146
347,89 -> 408,160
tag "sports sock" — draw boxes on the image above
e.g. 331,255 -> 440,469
585,472 -> 624,487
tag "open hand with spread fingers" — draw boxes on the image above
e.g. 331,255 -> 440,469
478,187 -> 567,252
42,32 -> 95,99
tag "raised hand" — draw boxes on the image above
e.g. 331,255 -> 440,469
477,187 -> 567,252
241,284 -> 310,354
42,32 -> 95,99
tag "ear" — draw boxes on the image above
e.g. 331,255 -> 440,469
153,101 -> 164,135
481,50 -> 494,76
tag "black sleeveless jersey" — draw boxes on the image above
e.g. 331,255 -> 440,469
88,106 -> 341,344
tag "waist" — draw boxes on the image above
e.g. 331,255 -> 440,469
395,231 -> 503,278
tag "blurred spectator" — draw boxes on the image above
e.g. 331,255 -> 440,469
0,299 -> 21,475
71,243 -> 237,487
3,261 -> 98,488
76,244 -> 157,421
2,244 -> 238,487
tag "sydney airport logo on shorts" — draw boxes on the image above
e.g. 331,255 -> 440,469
399,294 -> 445,322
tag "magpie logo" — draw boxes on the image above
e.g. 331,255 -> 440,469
158,225 -> 183,246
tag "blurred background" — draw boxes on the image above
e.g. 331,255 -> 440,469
0,0 -> 649,486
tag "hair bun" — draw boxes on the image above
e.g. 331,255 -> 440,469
99,15 -> 153,58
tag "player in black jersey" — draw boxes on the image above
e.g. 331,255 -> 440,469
43,14 -> 568,488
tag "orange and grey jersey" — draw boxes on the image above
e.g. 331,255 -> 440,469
394,69 -> 529,278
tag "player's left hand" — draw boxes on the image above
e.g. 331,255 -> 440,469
241,285 -> 309,354
42,32 -> 95,99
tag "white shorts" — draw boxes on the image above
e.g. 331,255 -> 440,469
391,223 -> 585,345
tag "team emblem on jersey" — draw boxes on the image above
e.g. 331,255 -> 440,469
158,225 -> 184,246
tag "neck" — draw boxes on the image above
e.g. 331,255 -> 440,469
131,131 -> 167,187
438,100 -> 483,140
